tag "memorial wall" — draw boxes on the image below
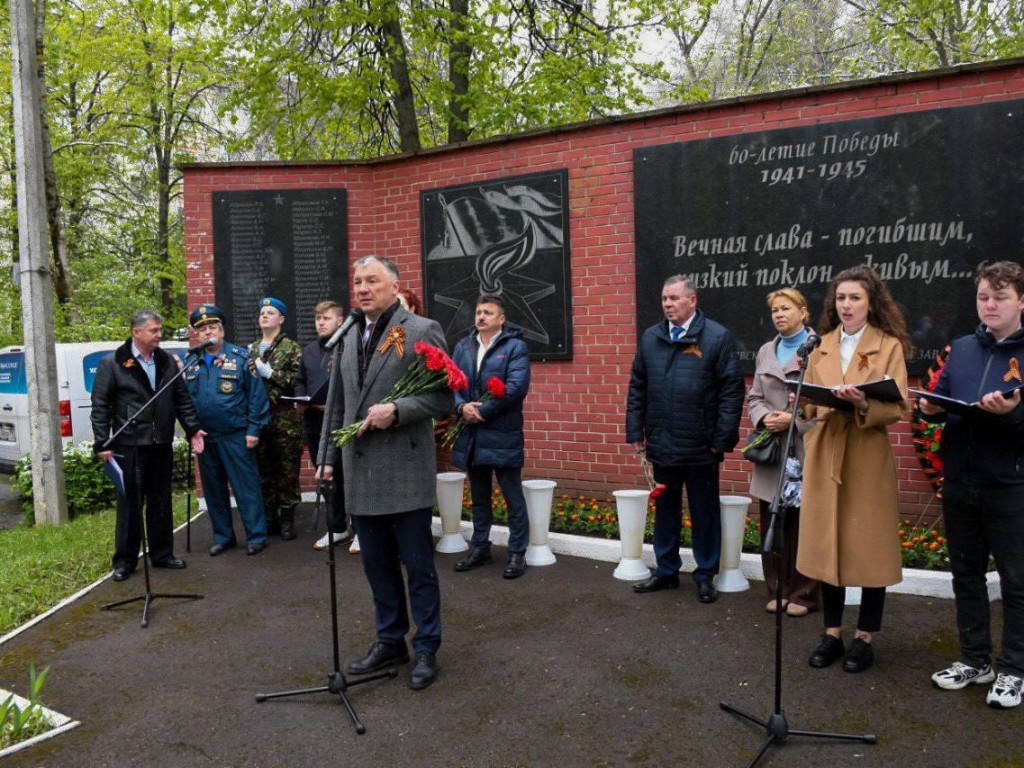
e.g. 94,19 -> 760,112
184,59 -> 1024,517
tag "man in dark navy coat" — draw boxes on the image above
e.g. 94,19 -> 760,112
91,309 -> 206,581
450,294 -> 532,579
626,275 -> 744,603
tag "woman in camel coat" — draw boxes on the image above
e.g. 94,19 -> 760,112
797,265 -> 910,674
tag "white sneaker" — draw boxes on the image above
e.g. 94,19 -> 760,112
931,661 -> 996,690
986,673 -> 1023,708
349,535 -> 361,554
312,531 -> 351,551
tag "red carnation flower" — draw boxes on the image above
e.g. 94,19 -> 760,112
486,376 -> 506,398
649,484 -> 667,500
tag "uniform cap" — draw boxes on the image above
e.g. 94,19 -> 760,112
189,304 -> 226,328
259,297 -> 288,316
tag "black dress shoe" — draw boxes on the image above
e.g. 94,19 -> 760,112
809,634 -> 845,668
843,638 -> 875,673
503,552 -> 527,579
454,546 -> 492,572
209,541 -> 237,557
247,542 -> 266,556
112,567 -> 133,582
697,580 -> 718,604
633,574 -> 680,593
151,557 -> 186,569
347,641 -> 410,675
409,652 -> 439,690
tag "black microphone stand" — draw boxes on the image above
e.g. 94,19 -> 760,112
185,440 -> 193,553
720,344 -> 876,767
255,324 -> 395,734
101,349 -> 205,629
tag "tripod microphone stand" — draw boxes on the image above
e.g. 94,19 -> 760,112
101,350 -> 205,628
720,342 -> 876,767
255,316 -> 395,734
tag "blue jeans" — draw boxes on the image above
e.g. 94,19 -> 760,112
353,507 -> 441,655
652,462 -> 721,583
943,481 -> 1024,677
468,464 -> 530,554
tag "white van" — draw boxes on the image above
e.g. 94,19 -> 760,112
0,342 -> 188,471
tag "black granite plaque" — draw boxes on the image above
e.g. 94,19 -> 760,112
212,189 -> 348,347
634,99 -> 1024,374
421,170 -> 572,360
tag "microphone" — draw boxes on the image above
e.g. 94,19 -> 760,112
796,334 -> 821,358
187,338 -> 215,356
325,308 -> 365,349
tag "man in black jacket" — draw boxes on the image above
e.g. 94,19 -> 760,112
626,275 -> 744,604
91,310 -> 206,581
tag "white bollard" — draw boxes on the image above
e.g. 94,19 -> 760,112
435,472 -> 469,553
612,490 -> 652,581
715,495 -> 752,592
522,479 -> 557,566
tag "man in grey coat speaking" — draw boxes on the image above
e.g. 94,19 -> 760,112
322,256 -> 453,690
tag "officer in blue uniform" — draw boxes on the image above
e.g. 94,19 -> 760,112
185,305 -> 271,556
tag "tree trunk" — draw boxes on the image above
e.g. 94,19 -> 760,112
34,0 -> 80,321
380,1 -> 420,153
447,0 -> 471,144
34,0 -> 76,307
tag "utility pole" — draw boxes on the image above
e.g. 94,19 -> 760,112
9,0 -> 68,524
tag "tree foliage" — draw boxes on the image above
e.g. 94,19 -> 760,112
0,0 -> 1020,344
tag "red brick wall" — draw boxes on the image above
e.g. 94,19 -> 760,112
183,61 -> 1024,520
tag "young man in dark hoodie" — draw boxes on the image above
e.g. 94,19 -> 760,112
450,294 -> 532,579
922,261 -> 1024,709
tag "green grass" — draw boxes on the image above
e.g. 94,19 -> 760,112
0,494 -> 192,637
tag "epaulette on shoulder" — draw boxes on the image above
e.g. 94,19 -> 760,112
229,344 -> 250,357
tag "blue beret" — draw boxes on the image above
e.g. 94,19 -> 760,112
189,304 -> 225,328
259,297 -> 288,316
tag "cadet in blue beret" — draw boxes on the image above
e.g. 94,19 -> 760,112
249,297 -> 304,541
185,306 -> 271,556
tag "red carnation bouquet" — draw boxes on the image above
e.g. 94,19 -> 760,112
332,341 -> 466,447
441,375 -> 506,449
639,451 -> 667,500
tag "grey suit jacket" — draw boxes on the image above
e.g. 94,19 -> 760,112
329,306 -> 454,516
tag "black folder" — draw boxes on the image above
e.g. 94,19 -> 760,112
910,384 -> 1024,417
785,378 -> 903,411
281,378 -> 329,406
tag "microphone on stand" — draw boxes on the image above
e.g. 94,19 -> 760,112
187,338 -> 216,356
796,334 -> 822,358
325,308 -> 365,349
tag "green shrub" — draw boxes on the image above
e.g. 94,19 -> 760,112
13,437 -> 191,521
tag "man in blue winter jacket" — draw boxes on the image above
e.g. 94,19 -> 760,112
922,260 -> 1024,709
450,295 -> 532,579
626,275 -> 744,603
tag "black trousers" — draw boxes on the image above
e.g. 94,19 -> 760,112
304,428 -> 348,535
944,481 -> 1024,677
111,444 -> 175,571
821,584 -> 886,633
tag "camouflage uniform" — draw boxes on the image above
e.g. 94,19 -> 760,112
248,333 -> 304,537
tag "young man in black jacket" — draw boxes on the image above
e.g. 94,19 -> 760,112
91,310 -> 206,581
922,261 -> 1024,709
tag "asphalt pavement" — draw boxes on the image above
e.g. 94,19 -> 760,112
1,503 -> 1021,767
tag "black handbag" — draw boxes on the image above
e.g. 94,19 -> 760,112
740,428 -> 781,465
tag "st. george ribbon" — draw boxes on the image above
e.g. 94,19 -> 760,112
796,333 -> 821,358
325,308 -> 365,349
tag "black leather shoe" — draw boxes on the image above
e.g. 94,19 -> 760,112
151,557 -> 186,569
843,638 -> 875,673
809,634 -> 845,668
503,552 -> 526,579
454,546 -> 492,572
633,574 -> 680,593
347,641 -> 410,675
112,567 -> 133,582
247,542 -> 266,556
409,652 -> 439,690
697,580 -> 718,604
209,541 -> 237,557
